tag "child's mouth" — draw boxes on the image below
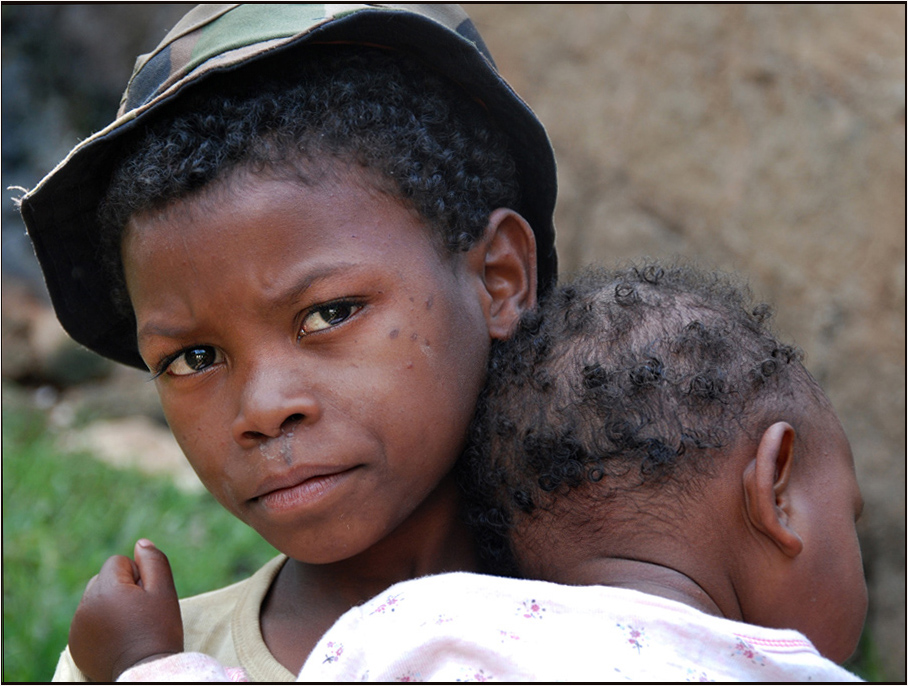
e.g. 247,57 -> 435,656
253,466 -> 358,513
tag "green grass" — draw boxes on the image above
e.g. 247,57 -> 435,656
2,391 -> 277,683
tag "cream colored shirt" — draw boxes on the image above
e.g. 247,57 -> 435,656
52,555 -> 296,682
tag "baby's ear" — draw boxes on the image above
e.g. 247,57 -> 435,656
468,208 -> 537,340
742,421 -> 804,558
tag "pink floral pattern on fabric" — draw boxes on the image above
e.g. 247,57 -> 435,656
370,592 -> 404,615
225,666 -> 251,682
455,667 -> 493,681
685,667 -> 714,682
322,640 -> 344,664
499,629 -> 521,643
732,637 -> 766,667
616,622 -> 647,653
518,598 -> 547,619
394,670 -> 422,682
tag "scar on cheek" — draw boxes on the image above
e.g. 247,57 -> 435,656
389,329 -> 400,339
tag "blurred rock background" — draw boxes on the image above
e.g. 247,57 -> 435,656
2,4 -> 904,680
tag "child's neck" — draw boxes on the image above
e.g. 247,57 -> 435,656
260,473 -> 479,674
558,557 -> 725,618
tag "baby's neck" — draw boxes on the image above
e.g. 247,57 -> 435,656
555,557 -> 724,618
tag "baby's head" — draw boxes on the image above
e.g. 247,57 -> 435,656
21,6 -> 554,568
464,262 -> 867,662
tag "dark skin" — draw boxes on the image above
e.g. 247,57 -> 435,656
68,167 -> 537,681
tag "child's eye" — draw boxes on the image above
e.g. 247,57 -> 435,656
298,301 -> 363,339
161,346 -> 224,377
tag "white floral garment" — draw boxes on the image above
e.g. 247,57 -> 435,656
120,572 -> 862,682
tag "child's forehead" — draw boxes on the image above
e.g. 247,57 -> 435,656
123,165 -> 447,279
131,160 -> 413,238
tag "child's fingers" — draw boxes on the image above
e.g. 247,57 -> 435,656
97,554 -> 141,587
132,539 -> 177,598
83,573 -> 99,594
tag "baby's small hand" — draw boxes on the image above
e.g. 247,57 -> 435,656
68,539 -> 183,682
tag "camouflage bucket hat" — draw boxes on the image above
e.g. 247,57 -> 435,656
19,3 -> 557,370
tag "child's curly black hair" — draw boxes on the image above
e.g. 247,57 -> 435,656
98,46 -> 519,315
459,261 -> 820,576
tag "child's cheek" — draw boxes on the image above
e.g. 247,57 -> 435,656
156,388 -> 233,486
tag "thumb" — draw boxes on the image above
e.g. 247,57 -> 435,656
133,539 -> 177,598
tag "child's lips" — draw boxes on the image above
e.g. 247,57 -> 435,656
251,465 -> 358,512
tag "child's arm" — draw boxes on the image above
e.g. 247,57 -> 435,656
68,540 -> 184,682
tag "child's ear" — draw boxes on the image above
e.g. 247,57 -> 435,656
742,421 -> 804,558
467,208 -> 538,340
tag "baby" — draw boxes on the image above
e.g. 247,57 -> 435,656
74,262 -> 865,681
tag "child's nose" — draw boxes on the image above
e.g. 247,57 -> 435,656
231,365 -> 321,445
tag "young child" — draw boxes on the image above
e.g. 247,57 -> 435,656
74,263 -> 865,682
18,5 -> 556,682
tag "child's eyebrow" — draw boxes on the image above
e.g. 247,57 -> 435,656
137,321 -> 194,343
264,262 -> 360,313
136,262 -> 361,342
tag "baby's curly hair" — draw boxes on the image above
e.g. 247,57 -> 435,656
460,261 -> 820,575
98,46 -> 519,315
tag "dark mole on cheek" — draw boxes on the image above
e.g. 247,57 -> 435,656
410,332 -> 419,341
425,295 -> 434,310
389,329 -> 400,339
424,338 -> 430,347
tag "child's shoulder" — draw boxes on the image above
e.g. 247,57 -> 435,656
180,553 -> 286,612
180,554 -> 293,682
52,555 -> 291,683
